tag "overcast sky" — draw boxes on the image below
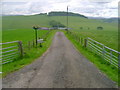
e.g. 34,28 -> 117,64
1,0 -> 120,18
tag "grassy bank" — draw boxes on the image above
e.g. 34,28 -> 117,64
2,30 -> 56,77
64,31 -> 119,86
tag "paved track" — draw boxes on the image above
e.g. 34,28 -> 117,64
3,32 -> 116,88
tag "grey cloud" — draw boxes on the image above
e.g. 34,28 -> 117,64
2,2 -> 27,5
93,2 -> 110,4
28,2 -> 53,13
51,0 -> 72,3
71,7 -> 96,14
90,0 -> 112,3
2,0 -> 118,17
110,7 -> 118,9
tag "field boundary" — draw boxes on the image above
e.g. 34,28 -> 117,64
0,41 -> 23,64
68,31 -> 120,69
1,30 -> 52,65
23,30 -> 51,50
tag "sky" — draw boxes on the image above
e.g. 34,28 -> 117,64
1,0 -> 120,18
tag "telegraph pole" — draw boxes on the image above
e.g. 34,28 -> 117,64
67,6 -> 68,33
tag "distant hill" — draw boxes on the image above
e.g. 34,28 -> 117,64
47,11 -> 88,18
88,17 -> 118,23
36,13 -> 47,15
101,18 -> 118,23
88,17 -> 106,19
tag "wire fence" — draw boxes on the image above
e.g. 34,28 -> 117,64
23,30 -> 51,51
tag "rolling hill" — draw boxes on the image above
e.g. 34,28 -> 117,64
2,12 -> 118,50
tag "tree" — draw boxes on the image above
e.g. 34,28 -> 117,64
49,20 -> 66,28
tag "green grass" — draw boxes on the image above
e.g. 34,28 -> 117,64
2,30 -> 56,77
2,29 -> 49,43
2,15 -> 118,82
2,15 -> 56,77
2,15 -> 118,50
70,29 -> 118,50
64,31 -> 119,86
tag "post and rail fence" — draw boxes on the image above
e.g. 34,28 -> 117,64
68,31 -> 120,69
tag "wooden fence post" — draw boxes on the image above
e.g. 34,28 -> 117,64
81,37 -> 82,45
84,38 -> 87,48
79,37 -> 80,42
18,41 -> 23,58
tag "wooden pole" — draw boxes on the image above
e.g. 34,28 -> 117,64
18,41 -> 23,58
84,39 -> 87,47
81,37 -> 82,45
33,26 -> 39,47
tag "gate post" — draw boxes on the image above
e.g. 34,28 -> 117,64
84,38 -> 87,48
18,41 -> 23,58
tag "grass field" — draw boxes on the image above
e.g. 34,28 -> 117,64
2,30 -> 56,77
3,29 -> 49,43
2,15 -> 118,50
2,14 -> 118,82
50,16 -> 118,50
64,31 -> 119,86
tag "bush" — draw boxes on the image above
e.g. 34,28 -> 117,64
49,20 -> 66,28
97,26 -> 103,30
80,27 -> 83,29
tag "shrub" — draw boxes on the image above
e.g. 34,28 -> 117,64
49,20 -> 66,28
97,26 -> 103,30
80,27 -> 83,29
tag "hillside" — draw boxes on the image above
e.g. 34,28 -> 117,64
2,14 -> 118,50
48,11 -> 88,18
101,18 -> 118,23
3,14 -> 117,30
89,17 -> 118,23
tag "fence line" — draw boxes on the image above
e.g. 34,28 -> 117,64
87,38 -> 119,68
24,30 -> 51,49
68,31 -> 120,69
1,30 -> 51,65
0,41 -> 18,45
0,41 -> 23,64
